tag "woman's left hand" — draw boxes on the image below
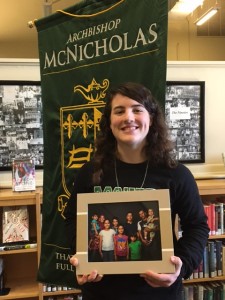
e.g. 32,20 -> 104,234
140,256 -> 182,287
70,255 -> 103,285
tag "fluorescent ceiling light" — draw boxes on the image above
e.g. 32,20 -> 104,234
171,0 -> 204,14
195,7 -> 219,25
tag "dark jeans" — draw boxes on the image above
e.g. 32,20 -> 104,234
102,250 -> 114,261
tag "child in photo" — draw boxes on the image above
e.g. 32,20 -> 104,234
88,233 -> 101,262
114,225 -> 129,261
111,217 -> 119,235
143,208 -> 159,243
99,219 -> 115,262
90,213 -> 100,236
129,233 -> 142,261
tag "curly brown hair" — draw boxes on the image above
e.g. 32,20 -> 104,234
92,82 -> 176,184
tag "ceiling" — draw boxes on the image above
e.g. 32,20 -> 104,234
0,0 -> 224,56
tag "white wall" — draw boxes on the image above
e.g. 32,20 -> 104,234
0,59 -> 225,187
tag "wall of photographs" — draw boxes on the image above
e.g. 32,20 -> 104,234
0,81 -> 43,169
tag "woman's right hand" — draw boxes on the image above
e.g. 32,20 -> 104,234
70,255 -> 103,285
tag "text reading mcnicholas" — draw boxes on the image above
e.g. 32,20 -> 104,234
43,18 -> 159,70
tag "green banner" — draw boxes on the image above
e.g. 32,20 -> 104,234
36,0 -> 168,287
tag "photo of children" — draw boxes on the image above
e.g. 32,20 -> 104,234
88,201 -> 161,263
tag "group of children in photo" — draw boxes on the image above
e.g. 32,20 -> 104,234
88,208 -> 160,262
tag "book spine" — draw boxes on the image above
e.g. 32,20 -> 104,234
198,259 -> 204,278
208,241 -> 216,277
203,244 -> 209,278
222,203 -> 225,234
204,205 -> 211,235
210,203 -> 216,235
222,246 -> 225,276
215,204 -> 219,235
215,240 -> 223,276
197,284 -> 204,300
193,267 -> 199,279
218,203 -> 224,235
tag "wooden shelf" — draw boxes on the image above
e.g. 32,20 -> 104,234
0,248 -> 37,255
183,275 -> 225,284
208,234 -> 225,240
0,188 -> 42,206
1,278 -> 39,299
43,289 -> 81,297
196,179 -> 225,195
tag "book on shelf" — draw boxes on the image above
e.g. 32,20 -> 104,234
2,206 -> 29,243
203,244 -> 209,278
222,245 -> 225,276
12,157 -> 35,192
198,259 -> 204,278
204,284 -> 213,300
182,283 -> 220,300
214,203 -> 223,235
193,267 -> 199,279
210,203 -> 216,235
208,241 -> 217,278
215,240 -> 223,276
204,200 -> 225,236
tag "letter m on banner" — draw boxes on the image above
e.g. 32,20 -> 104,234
35,0 -> 168,287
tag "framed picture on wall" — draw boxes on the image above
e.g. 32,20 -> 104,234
76,189 -> 174,275
0,81 -> 43,170
165,81 -> 205,163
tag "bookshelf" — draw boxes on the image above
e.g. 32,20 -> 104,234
1,179 -> 224,299
183,179 -> 225,286
0,189 -> 81,300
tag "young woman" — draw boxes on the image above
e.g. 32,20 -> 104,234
65,82 -> 209,300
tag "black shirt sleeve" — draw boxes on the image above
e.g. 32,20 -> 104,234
172,164 -> 209,279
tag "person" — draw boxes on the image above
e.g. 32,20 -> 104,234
123,211 -> 137,237
98,214 -> 105,230
143,208 -> 159,242
65,82 -> 209,300
88,233 -> 101,262
98,219 -> 115,262
129,233 -> 142,261
114,225 -> 129,261
90,213 -> 100,236
137,209 -> 161,261
111,216 -> 119,234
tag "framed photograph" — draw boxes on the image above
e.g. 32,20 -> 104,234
76,189 -> 174,275
0,81 -> 43,170
165,81 -> 205,163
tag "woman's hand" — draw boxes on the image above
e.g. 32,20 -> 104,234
140,256 -> 182,287
70,255 -> 103,285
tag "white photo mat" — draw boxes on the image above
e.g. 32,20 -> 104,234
76,189 -> 174,275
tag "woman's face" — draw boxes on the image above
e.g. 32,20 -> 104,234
110,94 -> 151,150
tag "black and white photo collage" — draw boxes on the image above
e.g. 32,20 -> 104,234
165,83 -> 203,162
0,83 -> 43,168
